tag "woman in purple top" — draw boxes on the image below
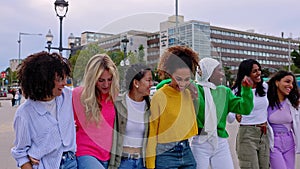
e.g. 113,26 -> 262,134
267,70 -> 300,169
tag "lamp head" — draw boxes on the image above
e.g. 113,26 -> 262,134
54,0 -> 69,18
46,29 -> 53,45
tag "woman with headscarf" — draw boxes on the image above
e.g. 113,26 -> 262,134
191,57 -> 254,169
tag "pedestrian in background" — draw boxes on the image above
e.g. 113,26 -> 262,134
146,46 -> 199,169
72,54 -> 119,169
228,59 -> 269,169
11,51 -> 77,169
267,70 -> 300,169
11,89 -> 16,106
16,88 -> 22,105
14,89 -> 20,106
109,63 -> 153,169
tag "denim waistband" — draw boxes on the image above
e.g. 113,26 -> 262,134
156,139 -> 189,154
62,151 -> 75,160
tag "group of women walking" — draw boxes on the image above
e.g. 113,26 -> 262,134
10,45 -> 300,169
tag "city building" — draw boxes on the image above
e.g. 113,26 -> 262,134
81,31 -> 113,45
74,15 -> 300,74
160,15 -> 300,74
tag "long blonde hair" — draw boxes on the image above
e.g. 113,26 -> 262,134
81,54 -> 119,123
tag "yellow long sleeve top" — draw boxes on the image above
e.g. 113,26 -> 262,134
146,84 -> 198,168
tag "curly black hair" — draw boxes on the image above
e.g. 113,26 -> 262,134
17,51 -> 71,101
267,70 -> 299,110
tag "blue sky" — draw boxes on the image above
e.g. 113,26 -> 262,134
1,0 -> 299,71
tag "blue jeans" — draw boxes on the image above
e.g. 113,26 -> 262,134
77,155 -> 108,169
155,140 -> 196,169
118,158 -> 146,169
59,151 -> 77,169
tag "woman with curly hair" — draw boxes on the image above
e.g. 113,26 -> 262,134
146,46 -> 199,169
72,54 -> 119,169
11,51 -> 77,169
267,70 -> 300,169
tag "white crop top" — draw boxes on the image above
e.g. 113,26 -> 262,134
123,94 -> 146,148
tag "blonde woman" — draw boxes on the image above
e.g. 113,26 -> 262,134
72,54 -> 119,169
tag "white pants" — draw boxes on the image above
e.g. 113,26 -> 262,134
191,135 -> 234,169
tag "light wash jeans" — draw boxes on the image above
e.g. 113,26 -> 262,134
155,139 -> 196,169
77,155 -> 107,169
191,135 -> 234,169
270,131 -> 295,169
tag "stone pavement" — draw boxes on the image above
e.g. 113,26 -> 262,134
0,95 -> 19,169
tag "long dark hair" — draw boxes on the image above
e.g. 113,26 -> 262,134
125,63 -> 152,110
231,59 -> 265,97
267,70 -> 299,110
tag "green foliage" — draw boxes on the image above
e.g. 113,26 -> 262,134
223,66 -> 234,87
128,51 -> 138,65
107,50 -> 124,65
69,43 -> 106,86
138,44 -> 145,63
291,47 -> 300,69
261,68 -> 271,78
1,67 -> 18,85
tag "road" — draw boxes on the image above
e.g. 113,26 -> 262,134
0,95 -> 299,169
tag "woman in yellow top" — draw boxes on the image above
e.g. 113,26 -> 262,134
146,46 -> 199,169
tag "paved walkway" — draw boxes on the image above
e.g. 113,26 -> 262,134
0,96 -> 299,169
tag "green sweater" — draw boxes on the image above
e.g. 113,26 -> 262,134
157,79 -> 254,138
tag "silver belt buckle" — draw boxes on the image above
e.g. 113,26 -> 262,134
130,153 -> 140,159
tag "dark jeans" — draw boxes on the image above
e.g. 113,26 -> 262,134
155,140 -> 196,169
60,151 -> 77,169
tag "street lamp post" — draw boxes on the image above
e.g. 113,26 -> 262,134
54,0 -> 68,54
45,29 -> 75,55
121,35 -> 129,61
18,32 -> 42,64
45,0 -> 75,57
45,0 -> 72,56
120,35 -> 130,93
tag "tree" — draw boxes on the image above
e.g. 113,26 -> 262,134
291,45 -> 300,69
69,43 -> 106,86
138,44 -> 145,63
261,68 -> 271,78
223,66 -> 234,87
